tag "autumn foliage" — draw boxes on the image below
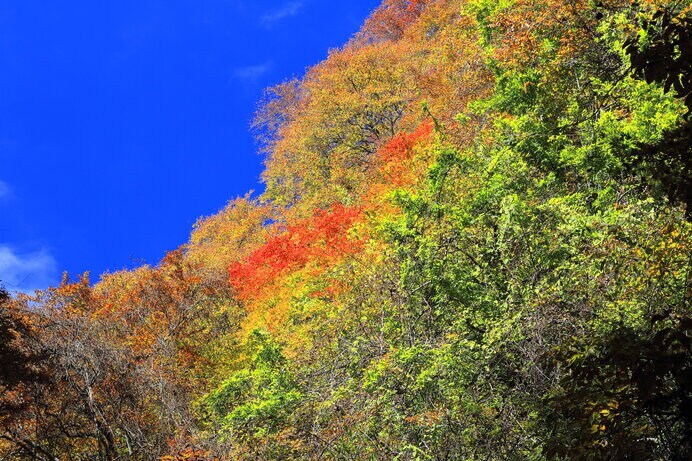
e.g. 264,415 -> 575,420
377,120 -> 434,186
229,204 -> 364,302
359,0 -> 432,42
3,0 -> 692,460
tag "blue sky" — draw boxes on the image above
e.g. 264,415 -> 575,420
0,0 -> 381,293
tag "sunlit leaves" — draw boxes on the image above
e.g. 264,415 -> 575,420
5,0 -> 692,459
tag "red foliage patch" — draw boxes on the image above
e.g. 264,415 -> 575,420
380,120 -> 433,163
378,120 -> 434,186
229,205 -> 363,301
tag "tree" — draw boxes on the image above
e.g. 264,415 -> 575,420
0,287 -> 52,460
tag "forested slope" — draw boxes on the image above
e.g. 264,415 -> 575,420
2,0 -> 691,459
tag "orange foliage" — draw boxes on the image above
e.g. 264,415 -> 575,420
490,0 -> 631,69
258,0 -> 493,215
380,120 -> 433,164
359,0 -> 432,42
378,120 -> 434,187
229,204 -> 364,302
187,194 -> 272,274
260,40 -> 416,212
160,448 -> 218,461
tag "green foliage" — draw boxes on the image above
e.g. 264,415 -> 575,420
201,330 -> 303,456
625,3 -> 692,113
545,311 -> 692,460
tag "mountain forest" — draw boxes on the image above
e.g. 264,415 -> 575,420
1,0 -> 691,459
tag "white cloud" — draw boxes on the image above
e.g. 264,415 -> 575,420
233,61 -> 273,81
261,1 -> 303,27
0,245 -> 58,294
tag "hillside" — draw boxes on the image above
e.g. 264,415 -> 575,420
1,0 -> 691,459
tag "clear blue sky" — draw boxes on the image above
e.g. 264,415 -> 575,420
0,0 -> 381,293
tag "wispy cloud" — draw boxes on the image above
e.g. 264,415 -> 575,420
260,1 -> 304,27
0,245 -> 58,294
0,180 -> 11,200
233,61 -> 273,81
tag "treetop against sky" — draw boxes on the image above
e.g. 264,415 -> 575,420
0,0 -> 380,293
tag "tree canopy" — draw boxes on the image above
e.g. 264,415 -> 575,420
2,1 -> 691,459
